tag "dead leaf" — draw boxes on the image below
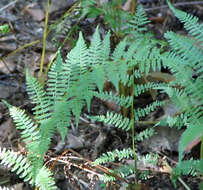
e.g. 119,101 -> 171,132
147,72 -> 175,83
23,3 -> 45,21
122,0 -> 132,11
141,126 -> 183,152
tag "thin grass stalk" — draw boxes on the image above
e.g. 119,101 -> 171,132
39,0 -> 50,83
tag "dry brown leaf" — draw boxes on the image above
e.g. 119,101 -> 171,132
147,72 -> 175,83
22,3 -> 45,21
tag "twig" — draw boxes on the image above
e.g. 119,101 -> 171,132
145,1 -> 203,12
0,0 -> 18,12
79,116 -> 99,128
178,177 -> 191,190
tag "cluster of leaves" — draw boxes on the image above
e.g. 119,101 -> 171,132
81,0 -> 131,35
0,24 -> 10,35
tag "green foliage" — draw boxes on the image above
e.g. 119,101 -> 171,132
134,101 -> 164,120
126,5 -> 167,75
172,159 -> 203,188
81,0 -> 131,35
1,1 -> 202,189
0,24 -> 10,35
92,148 -> 133,166
92,148 -> 134,183
134,128 -> 155,141
127,4 -> 150,33
157,2 -> 203,164
0,147 -> 56,190
91,112 -> 133,131
140,153 -> 159,166
1,27 -> 113,188
0,148 -> 33,183
93,91 -> 133,108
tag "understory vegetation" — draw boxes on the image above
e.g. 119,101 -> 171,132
0,1 -> 202,190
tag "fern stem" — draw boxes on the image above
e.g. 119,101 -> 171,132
39,0 -> 50,83
201,135 -> 203,159
131,0 -> 137,15
131,67 -> 139,182
117,0 -> 121,36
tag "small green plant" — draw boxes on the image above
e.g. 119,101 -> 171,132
155,1 -> 203,188
0,24 -> 10,35
81,0 -> 132,37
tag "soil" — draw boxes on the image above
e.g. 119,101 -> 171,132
0,0 -> 202,190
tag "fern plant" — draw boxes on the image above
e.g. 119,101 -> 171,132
80,0 -> 131,37
1,2 -> 202,189
0,27 -> 112,189
88,3 -> 203,189
158,1 -> 203,162
88,5 -> 166,188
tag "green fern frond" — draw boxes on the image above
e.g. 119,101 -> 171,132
135,128 -> 154,142
99,173 -> 116,183
91,111 -> 133,131
164,32 -> 203,65
91,64 -> 106,92
93,91 -> 133,108
2,102 -> 41,163
35,166 -> 56,190
105,62 -> 120,91
47,52 -> 67,102
139,153 -> 159,166
0,147 -> 56,190
92,148 -> 133,166
7,104 -> 40,144
38,119 -> 55,156
65,32 -> 89,79
76,73 -> 95,112
26,70 -> 52,123
167,1 -> 203,42
51,101 -> 71,141
102,31 -> 111,61
89,26 -> 102,66
172,159 -> 203,186
131,35 -> 165,75
66,73 -> 95,122
0,148 -> 33,183
117,164 -> 134,178
128,4 -> 150,33
134,82 -> 160,96
112,39 -> 127,60
134,101 -> 164,120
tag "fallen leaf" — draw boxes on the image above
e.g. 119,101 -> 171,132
23,3 -> 45,21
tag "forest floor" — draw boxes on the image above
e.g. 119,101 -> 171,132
0,0 -> 203,189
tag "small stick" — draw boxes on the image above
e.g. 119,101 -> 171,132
0,0 -> 18,12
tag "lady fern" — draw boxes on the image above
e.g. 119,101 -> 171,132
159,2 -> 203,163
0,26 -> 113,189
1,2 -> 202,189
